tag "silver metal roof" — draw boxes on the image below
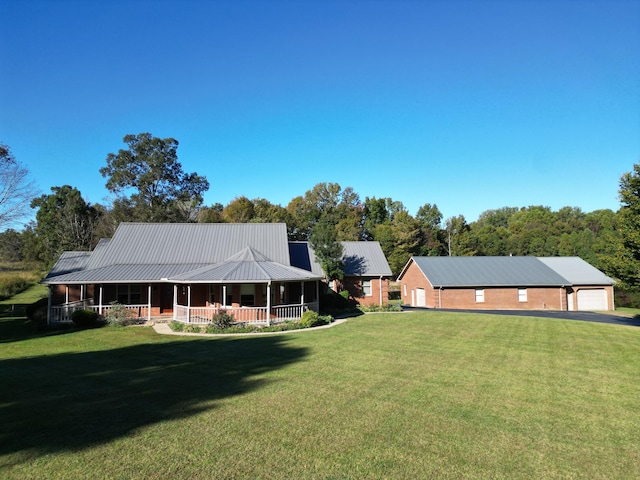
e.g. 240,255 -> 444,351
404,256 -> 571,287
89,222 -> 291,267
45,251 -> 92,279
289,241 -> 392,277
537,257 -> 614,285
44,264 -> 208,284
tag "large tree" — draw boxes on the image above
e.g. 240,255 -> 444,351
309,216 -> 345,283
30,185 -> 103,267
0,142 -> 38,229
100,133 -> 209,223
610,163 -> 640,285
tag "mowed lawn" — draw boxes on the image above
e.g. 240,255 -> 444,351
1,311 -> 639,479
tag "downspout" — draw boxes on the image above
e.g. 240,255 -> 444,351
173,284 -> 178,320
379,275 -> 383,305
439,286 -> 443,309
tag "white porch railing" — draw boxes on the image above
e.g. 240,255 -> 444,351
50,303 -> 150,323
174,302 -> 317,325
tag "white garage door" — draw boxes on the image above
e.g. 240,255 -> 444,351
416,288 -> 426,307
577,289 -> 607,311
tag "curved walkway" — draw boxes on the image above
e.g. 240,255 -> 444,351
152,317 -> 349,337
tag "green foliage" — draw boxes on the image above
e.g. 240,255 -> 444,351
104,302 -> 138,326
309,216 -> 345,282
169,320 -> 185,332
30,185 -> 103,267
100,133 -> 209,223
358,303 -> 402,312
71,309 -> 99,328
25,297 -> 49,329
209,310 -> 235,329
299,310 -> 330,328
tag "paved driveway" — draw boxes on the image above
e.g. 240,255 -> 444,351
404,307 -> 640,327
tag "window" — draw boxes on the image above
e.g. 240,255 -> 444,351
117,284 -> 141,304
240,284 -> 255,306
362,279 -> 372,297
475,289 -> 485,303
518,288 -> 527,302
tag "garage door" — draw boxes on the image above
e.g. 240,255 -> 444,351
416,288 -> 426,307
577,289 -> 607,311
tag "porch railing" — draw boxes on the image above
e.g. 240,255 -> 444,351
174,303 -> 317,325
49,303 -> 150,324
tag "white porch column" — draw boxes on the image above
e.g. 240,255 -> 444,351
65,286 -> 69,305
147,284 -> 152,321
300,281 -> 305,309
98,285 -> 103,315
173,284 -> 178,320
266,282 -> 272,326
80,284 -> 85,302
222,285 -> 227,307
187,285 -> 192,323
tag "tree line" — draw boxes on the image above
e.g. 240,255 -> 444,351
1,134 -> 639,296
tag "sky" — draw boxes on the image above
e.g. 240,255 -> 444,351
1,0 -> 639,227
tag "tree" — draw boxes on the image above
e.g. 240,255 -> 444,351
309,216 -> 345,282
30,185 -> 103,267
100,133 -> 209,223
0,142 -> 38,229
610,164 -> 640,285
223,196 -> 255,223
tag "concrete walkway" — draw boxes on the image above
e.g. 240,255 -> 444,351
152,317 -> 349,337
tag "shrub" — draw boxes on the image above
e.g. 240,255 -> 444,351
71,309 -> 99,328
184,324 -> 202,333
104,302 -> 138,326
26,297 -> 49,330
169,321 -> 185,332
300,310 -> 330,328
209,310 -> 235,329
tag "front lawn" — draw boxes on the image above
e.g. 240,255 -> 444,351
1,311 -> 639,479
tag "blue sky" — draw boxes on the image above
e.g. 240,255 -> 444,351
1,0 -> 638,226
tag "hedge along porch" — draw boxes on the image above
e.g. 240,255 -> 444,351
42,223 -> 323,325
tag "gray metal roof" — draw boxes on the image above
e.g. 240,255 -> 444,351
43,264 -> 208,284
45,251 -> 92,279
403,256 -> 571,287
537,257 -> 614,285
88,222 -> 291,267
289,241 -> 392,277
169,247 -> 322,282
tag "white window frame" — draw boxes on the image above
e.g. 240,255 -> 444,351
518,288 -> 527,302
362,279 -> 372,297
475,289 -> 485,303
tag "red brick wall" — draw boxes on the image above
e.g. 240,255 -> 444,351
335,276 -> 390,306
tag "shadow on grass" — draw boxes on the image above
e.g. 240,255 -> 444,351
0,335 -> 307,465
0,315 -> 80,344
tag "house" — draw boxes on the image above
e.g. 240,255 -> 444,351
397,256 -> 615,311
42,222 -> 394,325
289,241 -> 393,306
42,223 -> 323,325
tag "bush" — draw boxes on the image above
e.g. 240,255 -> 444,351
104,302 -> 137,326
209,310 -> 235,329
25,297 -> 49,330
71,309 -> 99,328
300,310 -> 331,328
169,321 -> 185,332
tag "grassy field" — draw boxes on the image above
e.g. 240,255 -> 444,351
1,310 -> 639,479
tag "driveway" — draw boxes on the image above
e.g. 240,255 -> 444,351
403,307 -> 640,328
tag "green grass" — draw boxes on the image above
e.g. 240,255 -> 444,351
1,311 -> 639,479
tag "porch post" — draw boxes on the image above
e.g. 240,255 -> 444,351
65,286 -> 69,305
300,281 -> 305,313
147,284 -> 152,321
47,286 -> 52,326
266,281 -> 271,326
173,284 -> 177,320
222,285 -> 227,307
187,285 -> 191,323
80,284 -> 85,302
99,285 -> 103,315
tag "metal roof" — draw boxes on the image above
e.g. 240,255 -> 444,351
43,264 -> 209,284
88,222 -> 291,267
403,256 -> 571,287
289,241 -> 392,277
45,251 -> 92,279
537,257 -> 614,285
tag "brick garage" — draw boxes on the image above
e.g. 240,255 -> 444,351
398,256 -> 614,312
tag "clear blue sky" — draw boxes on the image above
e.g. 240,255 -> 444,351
1,0 -> 638,226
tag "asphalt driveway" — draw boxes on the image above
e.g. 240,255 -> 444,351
404,307 -> 640,327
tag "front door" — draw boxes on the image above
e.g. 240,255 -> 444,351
160,285 -> 174,314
